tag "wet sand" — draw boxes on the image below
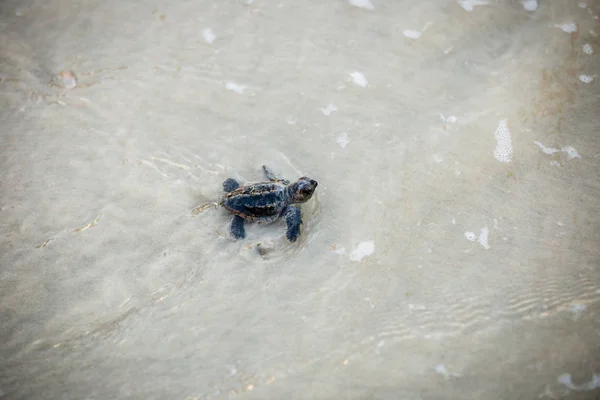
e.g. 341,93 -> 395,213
1,0 -> 599,399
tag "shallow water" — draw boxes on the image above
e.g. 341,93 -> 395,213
1,0 -> 600,399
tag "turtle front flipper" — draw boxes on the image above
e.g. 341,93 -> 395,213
262,165 -> 290,185
230,215 -> 246,239
283,206 -> 302,242
223,178 -> 240,192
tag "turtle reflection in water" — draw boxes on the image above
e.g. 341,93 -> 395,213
204,165 -> 318,243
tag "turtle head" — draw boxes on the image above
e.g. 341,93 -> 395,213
288,177 -> 318,204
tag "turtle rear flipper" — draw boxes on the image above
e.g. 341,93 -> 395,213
283,206 -> 302,242
223,178 -> 240,192
262,165 -> 290,185
230,215 -> 246,239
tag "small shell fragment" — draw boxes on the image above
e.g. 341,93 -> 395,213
53,70 -> 77,89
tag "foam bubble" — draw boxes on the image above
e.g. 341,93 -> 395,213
534,141 -> 559,155
225,82 -> 246,94
348,0 -> 374,10
561,146 -> 581,159
203,28 -> 216,44
493,119 -> 513,163
349,240 -> 375,262
579,74 -> 595,83
583,43 -> 593,54
535,141 -> 581,159
320,103 -> 338,116
521,0 -> 538,11
337,132 -> 350,148
578,2 -> 587,8
478,227 -> 490,249
570,304 -> 586,320
465,228 -> 490,249
349,71 -> 368,87
441,114 -> 457,127
558,23 -> 577,33
435,364 -> 451,379
457,0 -> 489,12
403,29 -> 422,39
558,373 -> 600,391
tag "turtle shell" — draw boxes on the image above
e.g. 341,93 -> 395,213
221,181 -> 288,222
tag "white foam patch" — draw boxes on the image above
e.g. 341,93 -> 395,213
561,146 -> 581,159
349,71 -> 368,87
225,82 -> 246,94
435,364 -> 451,379
441,114 -> 457,127
478,227 -> 490,249
534,141 -> 581,159
578,2 -> 587,8
349,240 -> 375,262
457,0 -> 489,12
579,74 -> 595,83
570,304 -> 586,320
493,119 -> 513,163
465,228 -> 490,249
203,28 -> 216,44
433,154 -> 443,163
583,43 -> 593,54
558,373 -> 600,391
403,29 -> 422,39
348,0 -> 374,10
320,104 -> 338,116
337,132 -> 350,148
521,0 -> 538,11
534,141 -> 559,155
557,23 -> 577,33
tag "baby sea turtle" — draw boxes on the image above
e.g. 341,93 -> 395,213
220,165 -> 318,242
